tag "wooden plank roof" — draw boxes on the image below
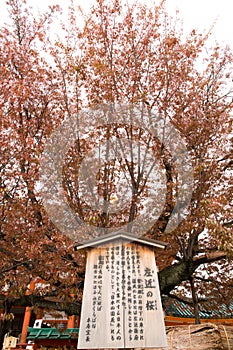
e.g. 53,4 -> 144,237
75,231 -> 167,250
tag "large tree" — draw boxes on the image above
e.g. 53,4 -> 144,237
1,0 -> 233,343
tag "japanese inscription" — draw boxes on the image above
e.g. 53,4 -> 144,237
78,241 -> 167,349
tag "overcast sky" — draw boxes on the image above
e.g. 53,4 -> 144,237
166,0 -> 233,47
1,0 -> 233,48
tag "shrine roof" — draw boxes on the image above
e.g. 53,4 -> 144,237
163,297 -> 233,319
75,231 -> 167,250
27,327 -> 79,340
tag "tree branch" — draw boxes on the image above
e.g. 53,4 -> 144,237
159,250 -> 226,295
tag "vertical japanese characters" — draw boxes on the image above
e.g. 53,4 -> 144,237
78,241 -> 167,349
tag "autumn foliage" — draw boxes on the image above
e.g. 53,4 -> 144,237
0,0 -> 233,338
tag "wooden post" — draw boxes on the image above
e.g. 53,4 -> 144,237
20,307 -> 32,344
20,280 -> 36,344
67,315 -> 75,328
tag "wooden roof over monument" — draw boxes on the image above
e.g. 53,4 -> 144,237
75,231 -> 167,250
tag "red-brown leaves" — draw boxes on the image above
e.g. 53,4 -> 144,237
1,0 -> 233,314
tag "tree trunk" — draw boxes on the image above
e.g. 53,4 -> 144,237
0,319 -> 7,350
0,300 -> 12,350
189,276 -> 200,324
158,260 -> 195,295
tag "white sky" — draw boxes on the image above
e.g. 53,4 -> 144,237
165,0 -> 233,47
0,0 -> 233,48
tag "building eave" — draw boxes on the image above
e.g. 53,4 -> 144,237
75,231 -> 167,250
